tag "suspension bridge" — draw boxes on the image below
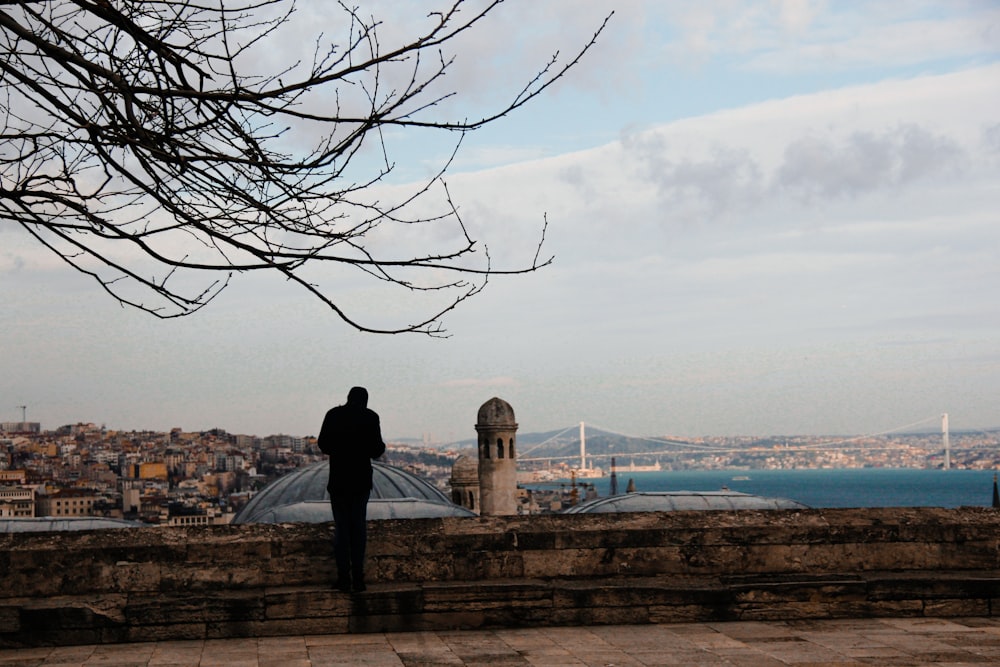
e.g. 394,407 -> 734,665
516,413 -> 959,474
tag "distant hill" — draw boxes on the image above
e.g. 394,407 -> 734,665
410,425 -> 690,464
395,424 -> 1000,466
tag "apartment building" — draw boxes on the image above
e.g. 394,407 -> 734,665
0,486 -> 34,517
36,488 -> 99,517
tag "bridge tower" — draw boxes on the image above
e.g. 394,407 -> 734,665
942,413 -> 950,470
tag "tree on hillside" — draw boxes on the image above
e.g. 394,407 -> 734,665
0,1 -> 610,334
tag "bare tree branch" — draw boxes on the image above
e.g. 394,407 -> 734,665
0,0 -> 612,334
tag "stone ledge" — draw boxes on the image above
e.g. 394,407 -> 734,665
3,508 -> 1000,647
3,571 -> 1000,647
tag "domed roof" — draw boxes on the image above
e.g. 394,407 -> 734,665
476,397 -> 516,426
449,454 -> 479,484
234,498 -> 475,524
0,517 -> 144,533
563,490 -> 809,514
232,460 -> 473,524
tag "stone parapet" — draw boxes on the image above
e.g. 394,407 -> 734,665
2,507 -> 999,646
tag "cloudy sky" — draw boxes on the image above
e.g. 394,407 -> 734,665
3,1 -> 999,443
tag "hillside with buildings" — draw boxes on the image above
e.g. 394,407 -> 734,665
2,420 -> 999,524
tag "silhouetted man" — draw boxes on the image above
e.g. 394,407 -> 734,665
317,386 -> 385,592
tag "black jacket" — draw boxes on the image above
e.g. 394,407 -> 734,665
317,388 -> 386,497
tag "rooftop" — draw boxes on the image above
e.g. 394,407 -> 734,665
565,490 -> 809,513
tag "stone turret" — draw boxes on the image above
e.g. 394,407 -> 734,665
476,397 -> 518,516
449,454 -> 480,513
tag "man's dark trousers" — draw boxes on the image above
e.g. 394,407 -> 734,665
331,493 -> 369,589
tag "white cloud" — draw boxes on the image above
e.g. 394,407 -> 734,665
655,2 -> 1000,72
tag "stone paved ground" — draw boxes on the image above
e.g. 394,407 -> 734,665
3,617 -> 1000,666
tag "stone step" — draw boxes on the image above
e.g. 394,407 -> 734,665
4,572 -> 999,648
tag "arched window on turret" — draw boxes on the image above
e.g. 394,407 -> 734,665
508,438 -> 515,459
497,437 -> 504,459
481,436 -> 490,459
468,492 -> 475,510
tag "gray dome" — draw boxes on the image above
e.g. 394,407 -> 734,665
232,461 -> 473,524
564,490 -> 809,514
0,517 -> 144,533
476,397 -> 516,426
236,498 -> 475,524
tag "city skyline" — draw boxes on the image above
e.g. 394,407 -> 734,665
3,2 -> 999,441
2,413 -> 994,450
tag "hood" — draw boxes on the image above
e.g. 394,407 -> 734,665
346,386 -> 368,408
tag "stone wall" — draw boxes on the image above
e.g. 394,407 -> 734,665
2,507 -> 1000,647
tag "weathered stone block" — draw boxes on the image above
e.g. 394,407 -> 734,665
649,603 -> 734,623
421,581 -> 552,612
544,604 -> 653,627
924,599 -> 990,616
159,562 -> 265,591
728,577 -> 867,604
1,573 -> 54,599
611,546 -> 694,575
350,610 -> 485,634
264,587 -> 351,619
867,574 -> 1000,601
375,553 -> 460,582
18,595 -> 127,632
205,620 -> 260,639
504,529 -> 557,550
125,591 -> 264,625
555,580 -> 729,609
0,606 -> 20,633
367,534 -> 416,557
252,616 -> 349,637
122,622 -> 207,643
735,600 -> 833,621
853,599 -> 925,617
460,550 -> 525,579
348,587 -> 425,617
105,561 -> 162,593
186,536 -> 272,565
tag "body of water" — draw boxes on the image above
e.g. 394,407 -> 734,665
536,468 -> 998,509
